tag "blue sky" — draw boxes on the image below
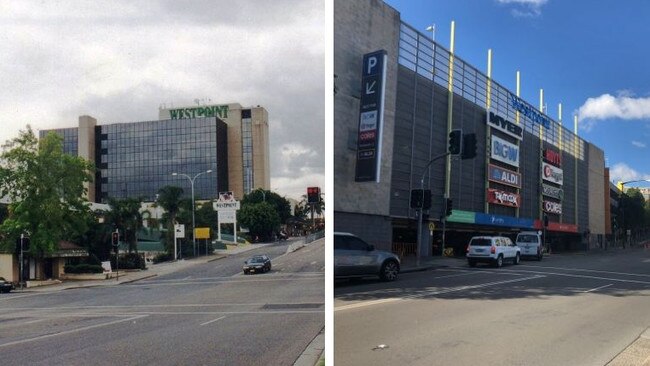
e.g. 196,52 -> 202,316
385,0 -> 650,188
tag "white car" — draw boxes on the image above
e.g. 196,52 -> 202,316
516,231 -> 543,261
466,236 -> 521,268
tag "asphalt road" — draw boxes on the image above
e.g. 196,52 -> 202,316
0,238 -> 324,366
335,248 -> 650,366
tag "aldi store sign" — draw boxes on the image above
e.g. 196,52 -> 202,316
487,111 -> 523,140
542,162 -> 563,185
491,135 -> 520,167
488,164 -> 521,188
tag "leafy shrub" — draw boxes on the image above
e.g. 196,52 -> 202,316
64,264 -> 103,274
111,253 -> 146,270
153,252 -> 172,264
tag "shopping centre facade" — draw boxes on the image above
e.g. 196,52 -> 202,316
334,0 -> 610,255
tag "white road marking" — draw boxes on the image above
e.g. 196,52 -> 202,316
0,315 -> 148,348
583,283 -> 613,293
200,316 -> 226,326
501,268 -> 650,285
23,318 -> 48,325
0,302 -> 325,312
335,275 -> 544,312
519,264 -> 650,278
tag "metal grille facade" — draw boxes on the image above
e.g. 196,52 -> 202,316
393,21 -> 589,229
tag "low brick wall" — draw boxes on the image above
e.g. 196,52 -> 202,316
59,273 -> 109,281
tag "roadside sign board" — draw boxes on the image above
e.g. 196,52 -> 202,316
174,224 -> 185,238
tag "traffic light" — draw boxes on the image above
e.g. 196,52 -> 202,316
423,190 -> 431,210
307,187 -> 321,203
22,237 -> 30,252
448,129 -> 462,155
112,231 -> 119,246
445,198 -> 453,217
461,133 -> 477,160
410,189 -> 423,208
543,214 -> 549,228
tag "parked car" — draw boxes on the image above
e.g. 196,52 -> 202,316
516,231 -> 544,260
334,232 -> 400,281
0,277 -> 15,293
243,255 -> 272,274
466,236 -> 521,268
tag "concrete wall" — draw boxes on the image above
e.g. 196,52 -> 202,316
0,254 -> 14,282
334,0 -> 400,217
78,115 -> 97,202
251,106 -> 271,191
588,143 -> 606,237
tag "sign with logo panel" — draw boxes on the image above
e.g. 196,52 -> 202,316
542,183 -> 563,199
542,162 -> 563,185
488,164 -> 521,189
490,135 -> 520,168
487,188 -> 521,208
486,111 -> 523,140
475,213 -> 534,229
544,148 -> 562,167
355,50 -> 387,182
543,200 -> 563,214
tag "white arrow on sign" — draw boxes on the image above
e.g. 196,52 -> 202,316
365,80 -> 376,94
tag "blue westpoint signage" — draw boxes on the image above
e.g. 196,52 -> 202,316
475,213 -> 535,229
448,210 -> 534,229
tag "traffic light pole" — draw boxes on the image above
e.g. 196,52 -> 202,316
417,152 -> 450,261
19,233 -> 24,291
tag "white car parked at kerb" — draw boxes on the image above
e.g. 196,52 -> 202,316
466,236 -> 521,268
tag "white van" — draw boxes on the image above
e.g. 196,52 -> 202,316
516,231 -> 543,261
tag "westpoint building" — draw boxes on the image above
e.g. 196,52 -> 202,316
334,0 -> 611,256
41,102 -> 270,203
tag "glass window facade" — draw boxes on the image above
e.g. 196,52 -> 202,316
39,128 -> 79,156
41,117 -> 228,203
241,109 -> 254,194
99,117 -> 227,201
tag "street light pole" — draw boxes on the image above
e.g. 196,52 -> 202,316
416,152 -> 450,261
172,170 -> 213,257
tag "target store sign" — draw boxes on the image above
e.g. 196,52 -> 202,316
542,162 -> 563,185
487,188 -> 521,208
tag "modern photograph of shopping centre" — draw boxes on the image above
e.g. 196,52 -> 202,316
334,0 -> 617,256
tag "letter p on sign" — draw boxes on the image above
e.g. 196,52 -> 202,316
367,56 -> 377,75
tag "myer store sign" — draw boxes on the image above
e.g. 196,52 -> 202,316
168,105 -> 229,120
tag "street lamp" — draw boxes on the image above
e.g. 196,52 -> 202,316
172,169 -> 213,257
617,179 -> 650,191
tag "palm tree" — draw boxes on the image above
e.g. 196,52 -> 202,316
106,197 -> 143,253
156,186 -> 185,255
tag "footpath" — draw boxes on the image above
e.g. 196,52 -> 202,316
13,238 -> 325,366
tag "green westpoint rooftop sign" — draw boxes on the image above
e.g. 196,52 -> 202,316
168,104 -> 229,120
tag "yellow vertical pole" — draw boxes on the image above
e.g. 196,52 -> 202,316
539,89 -> 544,222
574,115 -> 579,226
516,71 -> 520,124
558,103 -> 563,223
485,49 -> 492,213
445,20 -> 455,199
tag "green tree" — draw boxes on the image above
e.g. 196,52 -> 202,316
238,202 -> 280,240
195,202 -> 219,234
242,189 -> 292,224
106,197 -> 143,253
0,127 -> 94,255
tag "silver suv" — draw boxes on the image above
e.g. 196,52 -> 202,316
334,232 -> 400,281
466,236 -> 521,268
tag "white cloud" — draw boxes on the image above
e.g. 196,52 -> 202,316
632,141 -> 646,148
577,93 -> 650,132
0,1 -> 324,202
609,162 -> 650,184
496,0 -> 548,17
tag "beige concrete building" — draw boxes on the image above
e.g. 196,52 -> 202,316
159,103 -> 270,200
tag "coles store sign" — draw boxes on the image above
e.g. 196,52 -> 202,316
488,188 -> 520,208
544,200 -> 562,214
